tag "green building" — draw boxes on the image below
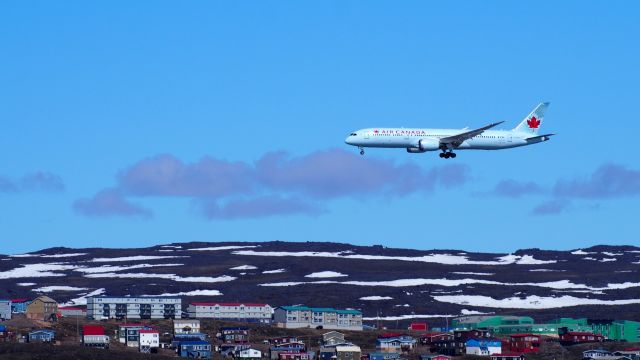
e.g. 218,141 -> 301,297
451,316 -> 640,341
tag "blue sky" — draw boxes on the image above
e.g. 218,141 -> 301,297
1,1 -> 639,254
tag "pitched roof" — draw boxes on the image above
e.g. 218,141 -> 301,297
33,295 -> 57,303
139,329 -> 159,334
83,326 -> 105,336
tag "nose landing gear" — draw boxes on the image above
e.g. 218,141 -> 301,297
359,147 -> 365,156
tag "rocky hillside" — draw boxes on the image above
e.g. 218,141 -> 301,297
2,241 -> 639,324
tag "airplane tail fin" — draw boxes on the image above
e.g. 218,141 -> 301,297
513,102 -> 550,135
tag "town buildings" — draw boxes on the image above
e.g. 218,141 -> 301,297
376,334 -> 417,352
508,333 -> 540,353
174,319 -> 201,335
139,329 -> 160,353
82,325 -> 109,349
86,296 -> 181,320
26,296 -> 58,321
335,345 -> 361,360
0,300 -> 10,321
118,323 -> 154,347
237,348 -> 262,360
58,306 -> 87,317
274,306 -> 363,331
28,329 -> 55,343
559,331 -> 604,345
177,340 -> 212,359
10,299 -> 30,314
220,327 -> 250,343
465,338 -> 502,356
187,302 -> 272,323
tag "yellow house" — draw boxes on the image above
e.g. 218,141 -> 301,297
26,296 -> 58,321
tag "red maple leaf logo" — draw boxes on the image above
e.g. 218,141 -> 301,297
527,116 -> 540,129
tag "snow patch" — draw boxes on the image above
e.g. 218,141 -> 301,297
63,288 -> 106,306
571,249 -> 592,255
75,263 -> 184,274
599,258 -> 617,262
233,250 -> 556,266
360,296 -> 393,301
461,309 -> 491,315
84,272 -> 236,283
0,263 -> 79,279
433,294 -> 640,309
364,314 -> 454,321
305,271 -> 348,278
41,253 -> 87,258
230,265 -> 258,270
190,245 -> 258,251
583,257 -> 597,261
144,289 -> 223,297
529,269 -> 566,272
90,255 -> 187,262
451,272 -> 494,276
602,252 -> 623,256
262,269 -> 285,274
32,286 -> 88,293
17,282 -> 36,286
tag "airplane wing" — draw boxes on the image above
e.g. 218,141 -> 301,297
440,121 -> 505,147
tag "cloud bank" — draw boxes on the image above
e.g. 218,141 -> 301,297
0,172 -> 65,193
75,149 -> 471,219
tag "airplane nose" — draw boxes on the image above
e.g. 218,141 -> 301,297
345,136 -> 353,145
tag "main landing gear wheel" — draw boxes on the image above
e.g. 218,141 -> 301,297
359,148 -> 365,156
440,152 -> 456,159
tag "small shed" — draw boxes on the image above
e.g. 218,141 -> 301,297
83,325 -> 109,349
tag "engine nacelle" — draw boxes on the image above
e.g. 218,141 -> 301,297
407,137 -> 440,153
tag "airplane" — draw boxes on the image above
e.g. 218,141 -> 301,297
345,102 -> 554,158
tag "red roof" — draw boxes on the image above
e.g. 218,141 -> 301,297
59,307 -> 85,311
624,348 -> 640,351
510,333 -> 539,338
139,329 -> 159,334
10,298 -> 30,303
492,353 -> 523,357
191,302 -> 268,307
83,325 -> 105,336
119,323 -> 147,327
564,331 -> 597,336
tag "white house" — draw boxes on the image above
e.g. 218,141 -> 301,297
187,302 -> 272,323
174,319 -> 201,335
465,339 -> 502,356
139,330 -> 160,353
0,300 -> 11,321
273,306 -> 363,331
87,296 -> 181,319
237,348 -> 262,360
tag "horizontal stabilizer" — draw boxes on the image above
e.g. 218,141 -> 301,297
526,133 -> 555,142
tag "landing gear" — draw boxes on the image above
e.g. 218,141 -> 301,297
439,151 -> 456,159
359,147 -> 365,156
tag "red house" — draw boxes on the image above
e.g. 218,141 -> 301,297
509,334 -> 540,353
419,333 -> 453,345
409,322 -> 428,332
279,352 -> 311,360
559,331 -> 603,345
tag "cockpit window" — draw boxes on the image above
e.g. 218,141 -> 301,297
350,133 -> 357,136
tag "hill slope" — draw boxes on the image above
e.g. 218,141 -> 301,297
2,241 -> 639,323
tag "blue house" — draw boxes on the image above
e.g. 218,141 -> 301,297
10,299 -> 31,314
28,329 -> 55,343
172,333 -> 208,348
178,340 -> 212,359
368,352 -> 401,360
583,349 -> 613,359
465,338 -> 502,356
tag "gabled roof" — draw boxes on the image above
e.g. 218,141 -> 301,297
10,298 -> 30,303
32,295 -> 57,303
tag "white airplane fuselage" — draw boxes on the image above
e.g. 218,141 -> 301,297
345,128 -> 550,151
344,102 -> 553,157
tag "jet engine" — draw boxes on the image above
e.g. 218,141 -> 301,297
406,138 -> 440,153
